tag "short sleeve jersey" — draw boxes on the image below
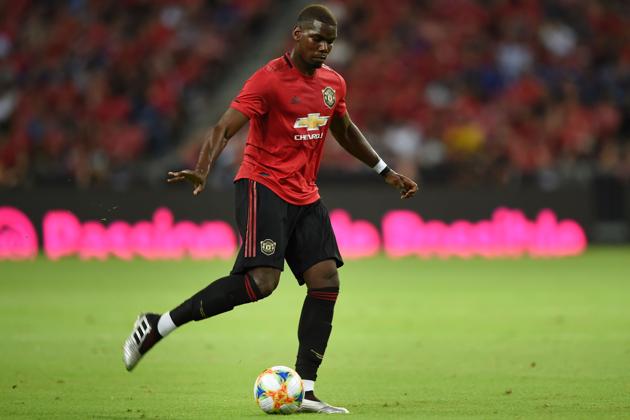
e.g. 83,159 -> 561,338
230,53 -> 347,205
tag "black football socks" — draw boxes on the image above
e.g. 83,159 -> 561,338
295,287 -> 339,382
169,273 -> 264,326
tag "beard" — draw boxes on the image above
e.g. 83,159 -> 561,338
309,56 -> 326,68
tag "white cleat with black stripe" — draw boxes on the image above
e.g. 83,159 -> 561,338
123,313 -> 161,371
299,399 -> 350,414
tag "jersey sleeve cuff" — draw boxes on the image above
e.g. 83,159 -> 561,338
229,102 -> 256,119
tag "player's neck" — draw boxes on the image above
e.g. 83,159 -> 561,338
290,50 -> 317,76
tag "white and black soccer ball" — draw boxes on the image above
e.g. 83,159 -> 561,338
253,365 -> 304,414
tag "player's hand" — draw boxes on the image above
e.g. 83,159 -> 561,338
384,171 -> 418,199
167,169 -> 207,196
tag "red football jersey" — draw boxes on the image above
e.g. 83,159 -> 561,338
230,53 -> 347,205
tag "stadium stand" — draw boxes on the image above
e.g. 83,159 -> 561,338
1,0 -> 629,189
0,0 -> 271,187
319,0 -> 630,189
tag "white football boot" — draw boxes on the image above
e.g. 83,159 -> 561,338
299,399 -> 350,414
123,313 -> 162,371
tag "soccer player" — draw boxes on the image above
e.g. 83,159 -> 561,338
123,4 -> 418,414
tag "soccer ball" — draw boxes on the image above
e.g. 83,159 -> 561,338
253,366 -> 304,414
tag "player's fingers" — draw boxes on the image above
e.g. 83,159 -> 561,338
401,182 -> 418,199
167,176 -> 184,183
193,184 -> 204,195
402,189 -> 416,199
167,171 -> 183,179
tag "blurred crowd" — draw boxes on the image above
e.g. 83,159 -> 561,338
2,0 -> 630,190
0,0 -> 270,188
319,0 -> 630,189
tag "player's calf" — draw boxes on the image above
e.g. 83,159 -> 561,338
295,286 -> 339,380
123,272 -> 270,371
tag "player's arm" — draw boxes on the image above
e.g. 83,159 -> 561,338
329,112 -> 418,199
167,107 -> 249,195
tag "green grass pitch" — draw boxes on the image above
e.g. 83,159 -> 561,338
1,248 -> 629,419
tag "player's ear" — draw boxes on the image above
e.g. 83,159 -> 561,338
292,26 -> 302,42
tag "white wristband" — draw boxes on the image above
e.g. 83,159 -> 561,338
373,159 -> 388,174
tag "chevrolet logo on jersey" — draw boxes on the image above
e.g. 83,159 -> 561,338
293,113 -> 329,141
294,113 -> 329,131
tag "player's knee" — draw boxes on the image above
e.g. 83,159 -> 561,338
248,268 -> 280,298
308,267 -> 339,289
323,268 -> 340,288
256,276 -> 279,298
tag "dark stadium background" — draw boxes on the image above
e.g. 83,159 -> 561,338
0,0 -> 628,243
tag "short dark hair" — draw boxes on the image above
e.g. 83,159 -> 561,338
297,4 -> 337,27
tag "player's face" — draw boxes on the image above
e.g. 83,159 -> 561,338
294,20 -> 337,68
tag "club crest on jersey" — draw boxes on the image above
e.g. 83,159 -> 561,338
322,86 -> 336,109
260,239 -> 276,256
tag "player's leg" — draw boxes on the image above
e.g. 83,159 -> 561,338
167,266 -> 280,327
297,261 -> 348,414
123,179 -> 289,371
285,201 -> 348,413
298,260 -> 340,398
123,267 -> 281,371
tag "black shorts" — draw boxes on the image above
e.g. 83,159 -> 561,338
230,179 -> 343,284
